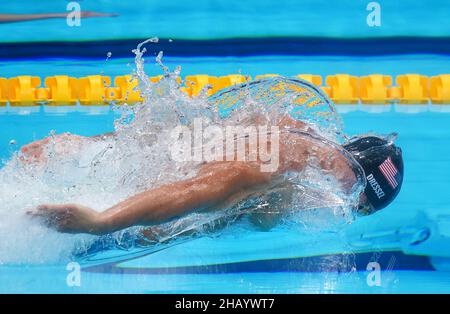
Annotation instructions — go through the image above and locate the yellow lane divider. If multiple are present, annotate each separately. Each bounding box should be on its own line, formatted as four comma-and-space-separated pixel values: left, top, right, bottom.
0, 77, 9, 106
325, 74, 359, 104
0, 74, 449, 106
44, 75, 79, 106
395, 74, 430, 104
360, 75, 392, 104
7, 76, 41, 106
214, 74, 248, 94
185, 75, 218, 97
296, 74, 322, 87
431, 74, 450, 104
78, 75, 110, 106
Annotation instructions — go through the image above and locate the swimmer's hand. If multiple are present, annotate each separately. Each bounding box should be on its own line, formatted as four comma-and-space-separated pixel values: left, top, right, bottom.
27, 204, 104, 235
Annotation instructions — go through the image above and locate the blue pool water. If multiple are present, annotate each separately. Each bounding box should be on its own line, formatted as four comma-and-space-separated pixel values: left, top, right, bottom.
1, 0, 450, 294
1, 0, 450, 41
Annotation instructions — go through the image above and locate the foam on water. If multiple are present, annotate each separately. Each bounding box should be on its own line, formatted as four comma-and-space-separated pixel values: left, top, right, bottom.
0, 39, 364, 264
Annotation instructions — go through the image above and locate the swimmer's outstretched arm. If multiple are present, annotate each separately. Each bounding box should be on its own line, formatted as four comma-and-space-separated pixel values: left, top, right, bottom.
30, 162, 272, 235
0, 12, 117, 23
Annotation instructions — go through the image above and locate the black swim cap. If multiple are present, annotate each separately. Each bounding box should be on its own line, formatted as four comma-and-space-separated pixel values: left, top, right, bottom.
343, 135, 404, 213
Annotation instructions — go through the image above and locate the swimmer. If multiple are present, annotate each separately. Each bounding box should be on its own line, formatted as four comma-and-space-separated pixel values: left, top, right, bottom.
0, 11, 117, 24
27, 115, 404, 235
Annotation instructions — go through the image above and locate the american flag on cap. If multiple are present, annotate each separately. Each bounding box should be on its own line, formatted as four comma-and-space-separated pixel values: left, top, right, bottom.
379, 157, 401, 189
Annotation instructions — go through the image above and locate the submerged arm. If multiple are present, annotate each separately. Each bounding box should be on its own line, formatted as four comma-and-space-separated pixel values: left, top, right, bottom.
0, 12, 117, 23
0, 13, 68, 23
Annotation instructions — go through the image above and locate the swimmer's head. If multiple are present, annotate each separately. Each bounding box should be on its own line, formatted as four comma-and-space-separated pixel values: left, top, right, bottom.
343, 134, 404, 215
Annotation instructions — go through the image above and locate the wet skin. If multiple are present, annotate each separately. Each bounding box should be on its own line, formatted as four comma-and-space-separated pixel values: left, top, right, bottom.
0, 12, 118, 23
